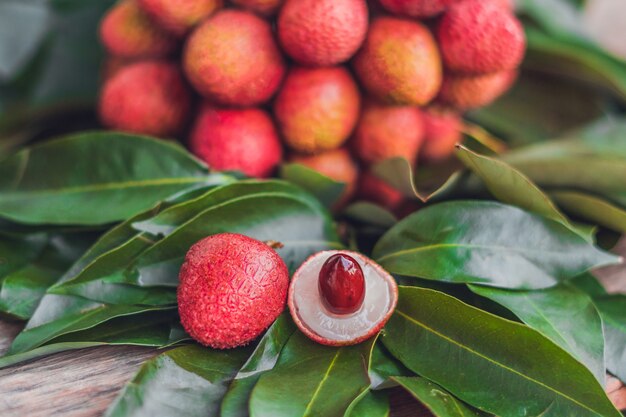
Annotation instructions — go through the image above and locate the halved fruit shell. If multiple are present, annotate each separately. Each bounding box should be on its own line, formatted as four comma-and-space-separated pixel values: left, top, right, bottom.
288, 250, 398, 346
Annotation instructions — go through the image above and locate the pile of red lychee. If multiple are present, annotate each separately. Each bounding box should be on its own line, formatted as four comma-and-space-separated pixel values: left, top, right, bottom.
99, 0, 526, 211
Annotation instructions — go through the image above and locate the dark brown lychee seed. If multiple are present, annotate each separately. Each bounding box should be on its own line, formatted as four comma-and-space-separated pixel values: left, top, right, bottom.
318, 254, 365, 315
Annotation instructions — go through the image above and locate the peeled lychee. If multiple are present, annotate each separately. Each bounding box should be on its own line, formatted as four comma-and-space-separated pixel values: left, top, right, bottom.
438, 70, 518, 110
189, 104, 283, 178
274, 67, 361, 154
99, 61, 192, 137
288, 250, 397, 346
278, 0, 368, 66
100, 0, 177, 59
353, 17, 442, 106
230, 0, 284, 16
378, 0, 461, 17
420, 106, 463, 162
353, 102, 424, 165
138, 0, 222, 37
290, 148, 359, 207
357, 171, 405, 211
178, 233, 289, 349
437, 0, 525, 73
183, 9, 286, 106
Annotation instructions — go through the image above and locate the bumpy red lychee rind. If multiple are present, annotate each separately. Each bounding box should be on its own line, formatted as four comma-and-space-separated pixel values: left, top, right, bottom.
378, 0, 461, 17
437, 0, 525, 73
274, 67, 361, 154
353, 102, 424, 165
357, 171, 405, 210
99, 61, 192, 137
288, 250, 398, 347
100, 0, 177, 59
420, 106, 463, 162
178, 233, 289, 349
190, 105, 283, 178
183, 9, 286, 106
278, 0, 368, 66
138, 0, 222, 37
438, 70, 518, 110
353, 17, 442, 106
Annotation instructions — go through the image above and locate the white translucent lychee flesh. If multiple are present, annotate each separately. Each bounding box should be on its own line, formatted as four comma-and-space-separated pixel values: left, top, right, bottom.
289, 250, 398, 345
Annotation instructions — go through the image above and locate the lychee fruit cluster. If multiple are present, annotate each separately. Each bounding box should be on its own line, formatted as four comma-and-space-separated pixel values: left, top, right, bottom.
98, 0, 525, 211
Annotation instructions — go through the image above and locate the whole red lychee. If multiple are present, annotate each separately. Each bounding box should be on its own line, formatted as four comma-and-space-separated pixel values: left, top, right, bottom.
357, 171, 405, 211
138, 0, 222, 37
178, 233, 289, 349
183, 9, 286, 106
231, 0, 284, 16
274, 67, 361, 154
378, 0, 461, 17
420, 106, 463, 162
353, 102, 424, 165
278, 0, 368, 66
99, 61, 192, 137
100, 0, 177, 59
438, 70, 518, 110
437, 0, 525, 73
189, 104, 283, 178
353, 17, 442, 106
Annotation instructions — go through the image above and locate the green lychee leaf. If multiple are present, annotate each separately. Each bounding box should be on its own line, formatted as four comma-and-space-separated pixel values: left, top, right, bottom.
280, 163, 346, 210
249, 332, 376, 417
105, 345, 252, 417
551, 191, 626, 234
0, 132, 233, 225
382, 287, 622, 417
345, 390, 389, 417
594, 295, 626, 383
373, 201, 619, 289
469, 283, 605, 384
343, 202, 398, 229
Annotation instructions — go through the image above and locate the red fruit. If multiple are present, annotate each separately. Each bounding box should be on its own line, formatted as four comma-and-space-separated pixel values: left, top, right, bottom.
190, 105, 283, 178
101, 56, 134, 82
357, 171, 405, 210
437, 0, 525, 73
138, 0, 222, 37
278, 0, 368, 66
99, 61, 192, 137
420, 106, 463, 162
183, 10, 286, 106
288, 250, 398, 346
353, 17, 442, 105
178, 233, 289, 349
231, 0, 284, 16
353, 102, 424, 165
378, 0, 461, 17
274, 67, 361, 154
99, 0, 177, 59
438, 70, 518, 110
319, 254, 365, 315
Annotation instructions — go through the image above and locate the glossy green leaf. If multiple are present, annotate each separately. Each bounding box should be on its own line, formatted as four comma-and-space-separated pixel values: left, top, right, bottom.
343, 202, 397, 228
369, 343, 412, 390
346, 391, 389, 417
594, 295, 626, 382
249, 332, 375, 417
280, 163, 345, 209
382, 287, 621, 417
0, 132, 228, 225
393, 377, 488, 417
0, 232, 47, 277
551, 191, 626, 234
373, 201, 618, 289
469, 283, 605, 384
569, 273, 608, 298
105, 345, 251, 417
221, 314, 296, 417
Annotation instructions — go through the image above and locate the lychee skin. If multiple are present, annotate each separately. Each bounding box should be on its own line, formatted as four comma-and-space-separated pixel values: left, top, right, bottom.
437, 0, 525, 73
100, 0, 177, 59
138, 0, 222, 37
178, 233, 289, 349
231, 0, 284, 16
183, 10, 286, 106
357, 171, 405, 211
353, 17, 442, 106
278, 0, 368, 66
190, 105, 283, 178
274, 67, 361, 154
99, 61, 192, 137
438, 70, 518, 110
353, 102, 424, 165
420, 106, 463, 162
378, 0, 461, 17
